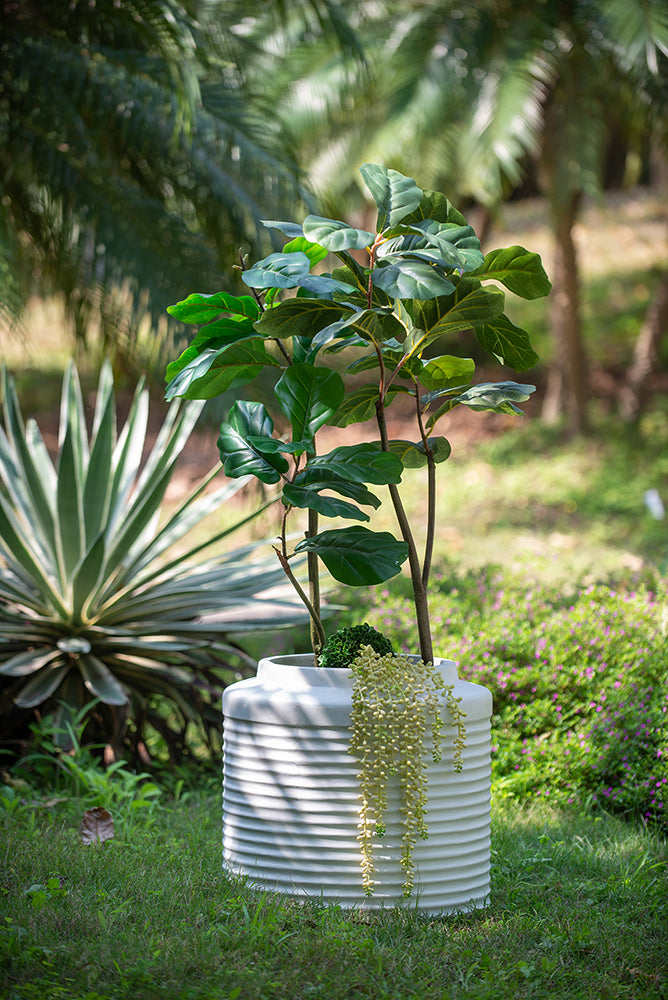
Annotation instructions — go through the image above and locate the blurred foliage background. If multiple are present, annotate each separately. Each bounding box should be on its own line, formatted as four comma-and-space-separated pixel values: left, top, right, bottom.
1, 0, 666, 431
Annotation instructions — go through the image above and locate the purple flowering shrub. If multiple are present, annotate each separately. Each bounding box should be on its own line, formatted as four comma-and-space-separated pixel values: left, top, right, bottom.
344, 565, 668, 829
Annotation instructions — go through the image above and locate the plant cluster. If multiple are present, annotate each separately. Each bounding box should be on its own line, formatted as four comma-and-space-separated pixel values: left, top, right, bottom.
165, 163, 550, 664
0, 362, 305, 761
348, 646, 463, 896
4, 703, 163, 828
342, 566, 668, 830
319, 623, 393, 669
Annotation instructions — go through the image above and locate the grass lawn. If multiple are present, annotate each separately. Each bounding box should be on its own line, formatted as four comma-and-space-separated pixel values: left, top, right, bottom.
1, 789, 666, 1000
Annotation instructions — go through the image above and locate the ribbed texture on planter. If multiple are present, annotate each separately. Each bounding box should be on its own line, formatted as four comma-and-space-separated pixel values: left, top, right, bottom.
222, 654, 492, 914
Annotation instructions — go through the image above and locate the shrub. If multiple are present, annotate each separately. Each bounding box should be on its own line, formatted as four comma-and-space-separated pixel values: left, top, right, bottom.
338, 566, 668, 829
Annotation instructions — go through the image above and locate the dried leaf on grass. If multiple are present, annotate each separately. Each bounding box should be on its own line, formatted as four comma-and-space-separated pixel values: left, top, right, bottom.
80, 807, 114, 845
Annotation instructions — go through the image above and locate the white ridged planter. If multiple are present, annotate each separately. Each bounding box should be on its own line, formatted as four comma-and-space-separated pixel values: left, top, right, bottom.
222, 654, 493, 914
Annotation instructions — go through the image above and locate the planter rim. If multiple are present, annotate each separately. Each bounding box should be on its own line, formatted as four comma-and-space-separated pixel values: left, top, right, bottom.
256, 653, 459, 688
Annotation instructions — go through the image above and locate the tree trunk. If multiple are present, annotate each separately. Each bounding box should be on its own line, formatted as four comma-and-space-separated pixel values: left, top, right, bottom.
541, 192, 588, 432
618, 270, 668, 421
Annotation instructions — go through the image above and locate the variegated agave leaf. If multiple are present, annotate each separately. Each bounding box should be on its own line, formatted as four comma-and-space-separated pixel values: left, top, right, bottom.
0, 362, 303, 755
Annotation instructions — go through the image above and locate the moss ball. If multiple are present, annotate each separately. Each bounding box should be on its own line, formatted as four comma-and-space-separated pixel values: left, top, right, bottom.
319, 624, 394, 670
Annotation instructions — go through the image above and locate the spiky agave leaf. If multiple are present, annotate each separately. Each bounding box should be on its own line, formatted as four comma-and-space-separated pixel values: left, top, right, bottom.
0, 362, 303, 757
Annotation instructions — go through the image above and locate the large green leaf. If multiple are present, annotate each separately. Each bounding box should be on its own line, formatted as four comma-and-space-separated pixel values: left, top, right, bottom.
420, 355, 476, 390
59, 363, 89, 473
217, 401, 289, 484
282, 484, 370, 522
173, 315, 259, 357
302, 216, 375, 251
372, 259, 456, 300
79, 654, 128, 705
455, 381, 536, 414
327, 385, 405, 427
261, 220, 305, 239
388, 437, 452, 469
13, 663, 71, 709
408, 284, 506, 349
165, 340, 280, 401
106, 382, 149, 532
290, 478, 381, 508
471, 246, 552, 299
167, 291, 261, 324
254, 298, 354, 341
300, 273, 359, 297
72, 534, 106, 621
403, 190, 467, 227
282, 237, 329, 267
0, 648, 61, 677
475, 315, 540, 370
275, 364, 345, 441
242, 251, 311, 289
83, 387, 114, 543
244, 437, 314, 456
339, 308, 406, 343
400, 220, 484, 271
304, 443, 403, 485
283, 476, 382, 522
295, 526, 408, 586
90, 361, 114, 440
360, 163, 423, 231
243, 251, 355, 296
0, 495, 67, 613
0, 372, 58, 561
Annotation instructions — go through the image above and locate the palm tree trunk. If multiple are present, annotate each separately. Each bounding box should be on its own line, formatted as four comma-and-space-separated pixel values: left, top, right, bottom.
541, 192, 588, 433
619, 270, 668, 421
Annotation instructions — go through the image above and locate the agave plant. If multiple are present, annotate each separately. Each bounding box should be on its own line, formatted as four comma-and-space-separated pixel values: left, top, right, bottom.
0, 362, 302, 761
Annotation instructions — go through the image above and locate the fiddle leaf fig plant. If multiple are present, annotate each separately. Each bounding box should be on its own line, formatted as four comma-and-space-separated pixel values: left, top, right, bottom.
166, 163, 550, 664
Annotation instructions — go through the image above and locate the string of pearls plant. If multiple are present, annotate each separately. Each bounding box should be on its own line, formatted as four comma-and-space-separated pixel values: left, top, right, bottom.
348, 644, 468, 897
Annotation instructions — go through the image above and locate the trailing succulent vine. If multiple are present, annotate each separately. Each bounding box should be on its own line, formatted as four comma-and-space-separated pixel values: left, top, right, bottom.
334, 628, 468, 896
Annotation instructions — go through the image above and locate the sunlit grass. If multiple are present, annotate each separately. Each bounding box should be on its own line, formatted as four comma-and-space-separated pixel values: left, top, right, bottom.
1, 788, 666, 1000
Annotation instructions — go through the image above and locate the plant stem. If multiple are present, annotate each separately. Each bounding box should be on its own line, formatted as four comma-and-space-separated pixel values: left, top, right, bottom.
375, 399, 433, 664
368, 241, 433, 661
414, 387, 436, 590
307, 507, 323, 664
422, 452, 436, 591
276, 505, 326, 665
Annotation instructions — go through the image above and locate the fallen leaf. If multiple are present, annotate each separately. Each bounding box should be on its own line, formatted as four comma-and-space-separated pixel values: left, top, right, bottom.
80, 807, 114, 845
